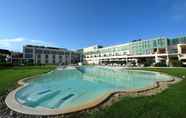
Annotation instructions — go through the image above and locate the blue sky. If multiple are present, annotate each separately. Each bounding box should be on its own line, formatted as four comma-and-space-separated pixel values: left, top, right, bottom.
0, 0, 186, 51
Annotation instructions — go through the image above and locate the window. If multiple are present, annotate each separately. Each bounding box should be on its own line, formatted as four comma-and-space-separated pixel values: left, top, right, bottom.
53, 55, 56, 64
44, 50, 50, 54
59, 55, 63, 62
153, 40, 157, 47
35, 49, 42, 54
25, 54, 33, 58
171, 39, 179, 45
45, 59, 48, 64
59, 51, 64, 55
50, 51, 55, 54
45, 55, 48, 58
24, 48, 33, 53
37, 54, 41, 59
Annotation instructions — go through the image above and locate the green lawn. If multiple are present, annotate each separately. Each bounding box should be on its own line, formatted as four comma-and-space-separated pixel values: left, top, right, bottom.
0, 65, 56, 95
88, 68, 186, 118
1, 67, 186, 118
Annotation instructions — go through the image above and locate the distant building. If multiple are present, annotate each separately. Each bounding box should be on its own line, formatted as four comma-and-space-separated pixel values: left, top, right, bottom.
83, 36, 186, 66
23, 45, 80, 65
0, 49, 24, 65
11, 52, 23, 65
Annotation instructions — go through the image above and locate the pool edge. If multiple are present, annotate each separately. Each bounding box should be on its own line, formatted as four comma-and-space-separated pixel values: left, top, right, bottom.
5, 68, 183, 116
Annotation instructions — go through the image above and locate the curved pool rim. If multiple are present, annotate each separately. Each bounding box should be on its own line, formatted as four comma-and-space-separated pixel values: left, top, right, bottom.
5, 67, 179, 115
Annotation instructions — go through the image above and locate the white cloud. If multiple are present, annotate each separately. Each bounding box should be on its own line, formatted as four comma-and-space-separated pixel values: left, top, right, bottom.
0, 37, 57, 52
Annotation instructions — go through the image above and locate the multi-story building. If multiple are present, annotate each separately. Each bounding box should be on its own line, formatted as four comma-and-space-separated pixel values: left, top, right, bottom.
83, 36, 186, 66
23, 45, 81, 65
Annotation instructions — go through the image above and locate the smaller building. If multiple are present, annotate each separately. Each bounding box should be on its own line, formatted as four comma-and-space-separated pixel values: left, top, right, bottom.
23, 45, 80, 65
11, 52, 23, 65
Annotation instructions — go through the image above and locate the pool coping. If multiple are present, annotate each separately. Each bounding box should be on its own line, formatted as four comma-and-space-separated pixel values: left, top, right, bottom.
5, 67, 182, 116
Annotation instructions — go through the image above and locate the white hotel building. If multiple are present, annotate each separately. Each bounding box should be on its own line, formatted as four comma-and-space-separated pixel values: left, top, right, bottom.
23, 45, 80, 65
83, 36, 186, 66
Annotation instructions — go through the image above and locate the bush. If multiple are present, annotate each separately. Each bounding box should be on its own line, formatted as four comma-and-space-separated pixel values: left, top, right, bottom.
0, 63, 13, 69
170, 60, 183, 67
154, 62, 167, 67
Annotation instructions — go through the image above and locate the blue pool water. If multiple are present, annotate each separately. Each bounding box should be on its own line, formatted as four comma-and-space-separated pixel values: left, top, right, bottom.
15, 66, 171, 109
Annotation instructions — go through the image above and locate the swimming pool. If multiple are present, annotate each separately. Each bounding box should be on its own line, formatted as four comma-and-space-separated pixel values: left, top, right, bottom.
6, 66, 173, 115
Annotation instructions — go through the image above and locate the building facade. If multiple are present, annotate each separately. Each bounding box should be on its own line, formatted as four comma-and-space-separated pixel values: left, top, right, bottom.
23, 45, 80, 65
83, 36, 186, 66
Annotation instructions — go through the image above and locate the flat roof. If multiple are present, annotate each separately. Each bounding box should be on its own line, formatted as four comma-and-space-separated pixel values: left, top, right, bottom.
24, 45, 68, 51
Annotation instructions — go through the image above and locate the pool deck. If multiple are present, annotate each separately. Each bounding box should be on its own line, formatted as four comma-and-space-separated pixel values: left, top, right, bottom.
5, 67, 182, 116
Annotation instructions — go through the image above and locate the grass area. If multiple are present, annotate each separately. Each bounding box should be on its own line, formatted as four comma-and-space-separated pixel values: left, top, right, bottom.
89, 68, 186, 118
1, 66, 186, 118
0, 65, 56, 95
